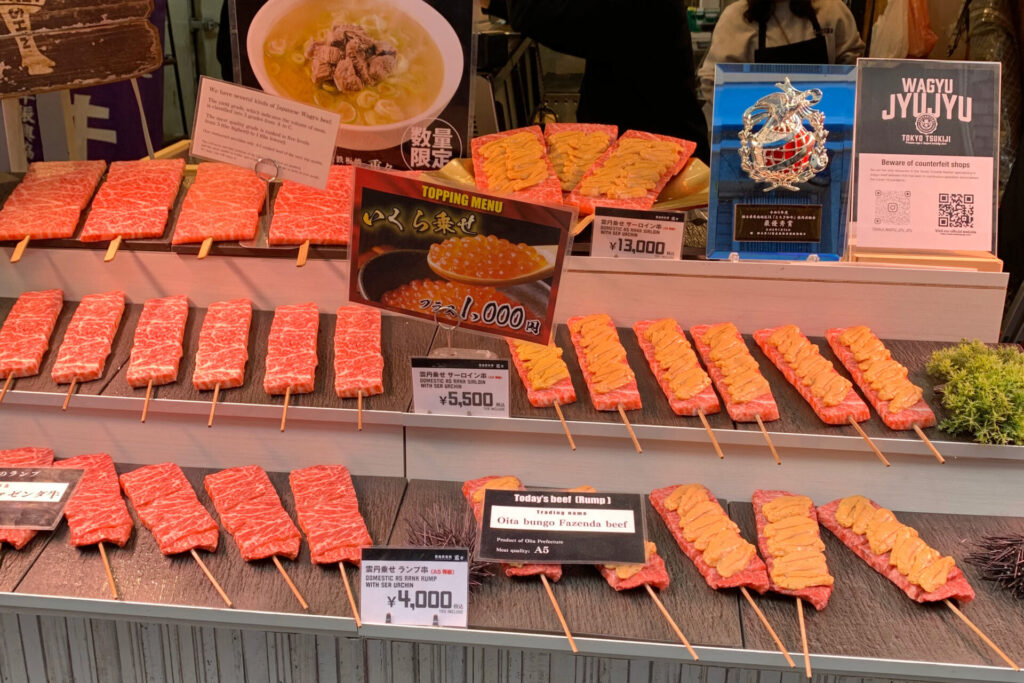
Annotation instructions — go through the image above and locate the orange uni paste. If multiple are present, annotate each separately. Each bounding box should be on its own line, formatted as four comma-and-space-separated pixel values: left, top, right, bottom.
547, 129, 613, 191
702, 323, 769, 403
838, 326, 923, 413
664, 484, 756, 578
579, 137, 681, 200
478, 132, 549, 192
761, 494, 833, 590
767, 325, 851, 407
643, 318, 710, 400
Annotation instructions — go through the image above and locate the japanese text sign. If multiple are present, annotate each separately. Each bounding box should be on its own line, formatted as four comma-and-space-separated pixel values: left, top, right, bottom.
360, 547, 469, 628
411, 357, 509, 417
0, 466, 84, 530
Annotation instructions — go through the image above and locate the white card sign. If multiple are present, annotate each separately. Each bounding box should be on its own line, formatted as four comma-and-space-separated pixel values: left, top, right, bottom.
591, 207, 685, 260
191, 76, 340, 189
360, 547, 469, 628
411, 358, 509, 417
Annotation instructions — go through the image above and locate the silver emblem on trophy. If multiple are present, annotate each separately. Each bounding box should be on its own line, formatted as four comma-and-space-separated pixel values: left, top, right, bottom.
739, 77, 829, 192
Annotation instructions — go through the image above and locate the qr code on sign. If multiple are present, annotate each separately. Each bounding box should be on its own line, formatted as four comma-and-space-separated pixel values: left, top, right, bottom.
938, 193, 974, 228
874, 190, 911, 226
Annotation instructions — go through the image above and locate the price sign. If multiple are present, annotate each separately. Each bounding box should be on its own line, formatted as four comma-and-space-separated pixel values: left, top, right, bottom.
411, 358, 509, 417
591, 207, 685, 260
0, 467, 84, 530
360, 547, 469, 628
477, 489, 648, 565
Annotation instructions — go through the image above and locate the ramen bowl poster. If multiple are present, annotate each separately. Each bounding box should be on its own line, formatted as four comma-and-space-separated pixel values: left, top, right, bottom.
230, 0, 472, 170
349, 168, 576, 344
706, 64, 856, 261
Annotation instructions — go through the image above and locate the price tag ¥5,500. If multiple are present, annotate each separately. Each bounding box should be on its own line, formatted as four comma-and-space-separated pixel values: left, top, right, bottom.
411, 358, 509, 417
360, 547, 469, 628
591, 207, 685, 260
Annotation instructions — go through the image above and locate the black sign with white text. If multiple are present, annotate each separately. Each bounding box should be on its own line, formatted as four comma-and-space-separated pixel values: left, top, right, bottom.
0, 467, 84, 530
477, 489, 647, 565
734, 204, 822, 242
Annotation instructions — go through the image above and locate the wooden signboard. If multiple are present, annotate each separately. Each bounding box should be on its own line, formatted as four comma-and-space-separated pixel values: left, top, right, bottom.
0, 0, 162, 96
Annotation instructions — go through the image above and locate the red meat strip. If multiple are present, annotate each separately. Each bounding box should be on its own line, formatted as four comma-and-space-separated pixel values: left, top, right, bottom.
0, 161, 105, 240
690, 323, 779, 423
204, 465, 301, 561
471, 126, 564, 205
0, 289, 63, 378
753, 326, 870, 425
80, 159, 184, 241
59, 453, 133, 547
193, 299, 253, 391
171, 162, 266, 244
505, 338, 576, 408
462, 475, 562, 581
597, 549, 671, 591
566, 314, 642, 411
264, 302, 319, 395
119, 462, 219, 555
289, 464, 371, 565
0, 447, 55, 549
752, 489, 833, 610
333, 305, 383, 398
633, 319, 720, 417
126, 295, 189, 388
818, 498, 974, 603
269, 165, 354, 245
50, 291, 126, 384
650, 484, 770, 592
825, 328, 936, 430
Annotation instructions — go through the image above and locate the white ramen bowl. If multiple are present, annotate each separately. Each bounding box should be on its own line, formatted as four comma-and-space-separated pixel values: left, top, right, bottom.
247, 0, 463, 151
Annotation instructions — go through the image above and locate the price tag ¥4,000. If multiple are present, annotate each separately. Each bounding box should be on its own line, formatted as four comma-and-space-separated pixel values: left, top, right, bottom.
360, 548, 469, 628
591, 207, 685, 260
411, 358, 509, 418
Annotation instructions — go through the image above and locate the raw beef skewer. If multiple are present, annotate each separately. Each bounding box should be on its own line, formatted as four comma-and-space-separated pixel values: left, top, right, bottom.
205, 465, 307, 609
50, 291, 126, 410
0, 289, 63, 403
333, 305, 383, 431
79, 158, 186, 261
650, 484, 794, 668
192, 298, 253, 427
269, 165, 354, 266
753, 490, 835, 678
58, 453, 134, 599
171, 162, 267, 258
290, 464, 370, 624
819, 495, 1017, 670
634, 319, 723, 458
506, 337, 577, 449
754, 325, 888, 467
462, 476, 577, 652
125, 295, 189, 422
0, 161, 106, 262
566, 314, 643, 452
119, 462, 231, 606
691, 322, 782, 463
264, 303, 319, 432
826, 326, 943, 462
0, 447, 55, 551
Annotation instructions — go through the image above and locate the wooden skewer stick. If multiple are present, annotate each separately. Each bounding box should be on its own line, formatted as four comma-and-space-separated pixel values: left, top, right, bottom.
198, 237, 213, 259
539, 574, 576, 653
357, 390, 363, 431
697, 409, 724, 459
553, 399, 576, 451
339, 562, 362, 626
62, 378, 77, 411
191, 548, 232, 607
755, 414, 781, 465
740, 587, 794, 668
280, 387, 291, 432
207, 383, 220, 428
913, 423, 945, 464
10, 235, 29, 263
297, 240, 310, 268
617, 404, 642, 453
945, 599, 1020, 670
104, 235, 122, 263
98, 542, 118, 599
645, 583, 698, 661
141, 380, 153, 423
848, 416, 890, 467
0, 374, 13, 404
796, 597, 811, 679
273, 555, 309, 610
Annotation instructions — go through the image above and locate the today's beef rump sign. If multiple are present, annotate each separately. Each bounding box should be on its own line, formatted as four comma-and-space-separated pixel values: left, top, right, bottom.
229, 0, 472, 170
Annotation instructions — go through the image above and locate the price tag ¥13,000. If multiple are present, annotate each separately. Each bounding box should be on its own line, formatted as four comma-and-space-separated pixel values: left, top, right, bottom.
591, 207, 686, 260
360, 548, 469, 628
411, 358, 509, 418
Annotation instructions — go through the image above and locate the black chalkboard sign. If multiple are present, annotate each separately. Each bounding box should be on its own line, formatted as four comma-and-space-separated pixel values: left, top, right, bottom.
0, 466, 83, 530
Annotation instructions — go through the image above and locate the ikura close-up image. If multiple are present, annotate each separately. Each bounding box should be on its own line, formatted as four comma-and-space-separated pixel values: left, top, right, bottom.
1, 0, 1024, 682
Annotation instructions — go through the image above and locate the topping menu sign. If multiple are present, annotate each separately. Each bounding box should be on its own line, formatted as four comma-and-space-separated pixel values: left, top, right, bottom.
851, 59, 1000, 253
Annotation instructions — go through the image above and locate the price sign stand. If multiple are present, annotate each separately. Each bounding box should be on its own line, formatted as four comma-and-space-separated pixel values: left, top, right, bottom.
360, 547, 469, 628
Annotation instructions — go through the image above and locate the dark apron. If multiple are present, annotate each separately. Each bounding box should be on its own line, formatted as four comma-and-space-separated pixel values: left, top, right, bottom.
754, 12, 830, 64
